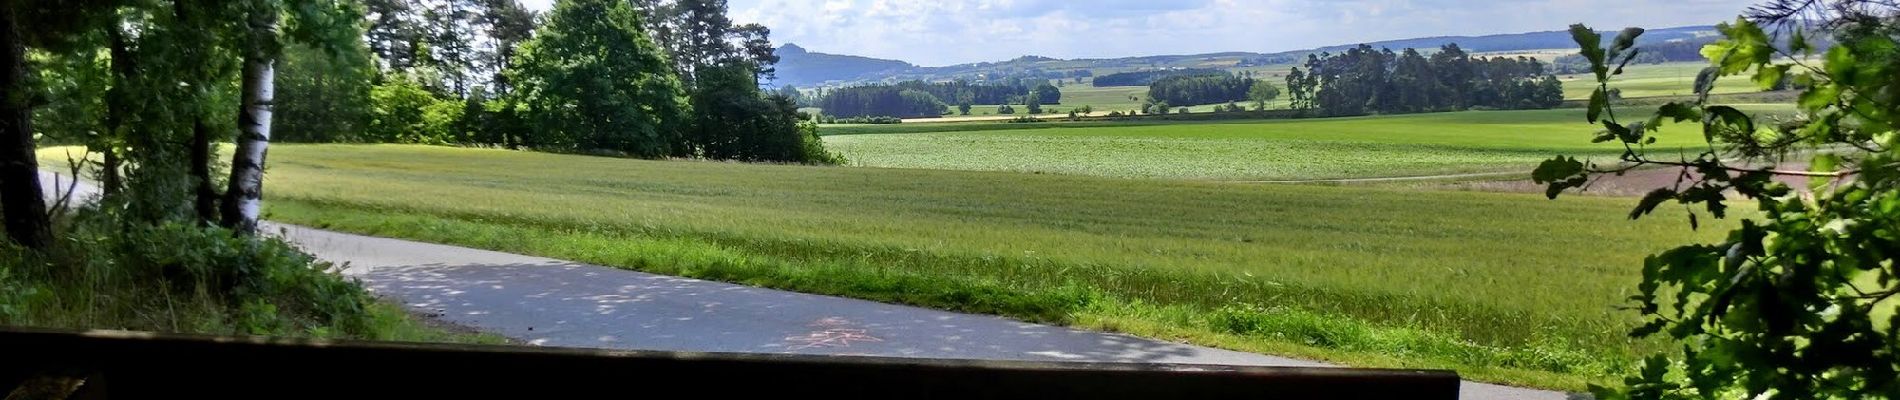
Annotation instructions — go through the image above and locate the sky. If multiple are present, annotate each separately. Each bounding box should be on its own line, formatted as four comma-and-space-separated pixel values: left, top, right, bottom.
520, 0, 1761, 67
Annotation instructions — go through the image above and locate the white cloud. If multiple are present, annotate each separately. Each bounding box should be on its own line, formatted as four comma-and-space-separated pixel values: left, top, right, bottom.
527, 0, 1761, 66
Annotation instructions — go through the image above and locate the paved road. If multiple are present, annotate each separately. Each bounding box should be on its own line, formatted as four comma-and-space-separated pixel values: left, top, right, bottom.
41, 171, 1568, 400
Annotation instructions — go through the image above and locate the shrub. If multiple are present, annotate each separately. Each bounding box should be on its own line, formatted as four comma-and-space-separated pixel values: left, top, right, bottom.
0, 207, 378, 336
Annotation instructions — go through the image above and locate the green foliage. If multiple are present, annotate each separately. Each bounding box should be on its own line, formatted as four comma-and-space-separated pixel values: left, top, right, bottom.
0, 205, 373, 336
1148, 73, 1252, 106
1550, 19, 1899, 400
368, 74, 456, 144
692, 64, 840, 163
250, 143, 1737, 389
25, 48, 108, 145
1248, 81, 1281, 111
1289, 43, 1561, 116
276, 43, 373, 143
508, 0, 688, 158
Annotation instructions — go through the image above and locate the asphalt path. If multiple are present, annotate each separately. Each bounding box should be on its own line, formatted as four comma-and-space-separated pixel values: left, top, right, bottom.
40, 171, 1567, 400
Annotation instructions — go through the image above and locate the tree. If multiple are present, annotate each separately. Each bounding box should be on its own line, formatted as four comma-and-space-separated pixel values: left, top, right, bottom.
692, 63, 831, 163
0, 0, 128, 248
364, 0, 424, 71
277, 42, 374, 143
0, 3, 50, 248
1033, 82, 1060, 104
509, 0, 688, 158
220, 0, 283, 234
1025, 92, 1042, 114
814, 85, 944, 118
421, 0, 480, 96
1247, 81, 1280, 111
480, 0, 537, 95
957, 101, 972, 115
1147, 73, 1252, 106
1541, 15, 1899, 400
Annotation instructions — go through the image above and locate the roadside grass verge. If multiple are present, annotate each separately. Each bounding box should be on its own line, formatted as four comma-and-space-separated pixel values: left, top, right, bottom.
0, 201, 506, 346
245, 144, 1736, 390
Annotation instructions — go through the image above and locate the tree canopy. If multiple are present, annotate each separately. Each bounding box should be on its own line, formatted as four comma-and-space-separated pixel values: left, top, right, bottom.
1541, 6, 1899, 399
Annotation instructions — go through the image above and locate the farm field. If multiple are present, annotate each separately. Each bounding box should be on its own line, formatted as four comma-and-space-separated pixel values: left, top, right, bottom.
1557, 61, 1763, 100
946, 83, 1289, 118
823, 105, 1792, 181
229, 144, 1731, 389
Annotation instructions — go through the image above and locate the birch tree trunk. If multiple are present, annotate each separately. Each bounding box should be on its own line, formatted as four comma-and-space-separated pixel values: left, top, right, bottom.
220, 7, 278, 235
0, 4, 50, 249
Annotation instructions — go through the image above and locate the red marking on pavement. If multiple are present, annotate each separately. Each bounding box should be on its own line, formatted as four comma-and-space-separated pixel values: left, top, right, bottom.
786, 318, 882, 350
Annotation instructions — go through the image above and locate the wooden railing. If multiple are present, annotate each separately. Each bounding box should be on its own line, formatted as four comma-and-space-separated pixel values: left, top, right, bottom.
0, 327, 1460, 399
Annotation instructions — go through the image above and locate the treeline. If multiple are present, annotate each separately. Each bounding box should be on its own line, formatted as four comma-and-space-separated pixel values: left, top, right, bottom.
893, 80, 1033, 105
1285, 44, 1564, 116
1147, 74, 1254, 106
271, 0, 833, 163
1551, 39, 1707, 74
816, 86, 948, 118
1093, 68, 1226, 87
817, 79, 1063, 118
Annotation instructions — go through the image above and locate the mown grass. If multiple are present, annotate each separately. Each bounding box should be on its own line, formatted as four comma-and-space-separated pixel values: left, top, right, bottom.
251, 144, 1735, 390
823, 107, 1791, 180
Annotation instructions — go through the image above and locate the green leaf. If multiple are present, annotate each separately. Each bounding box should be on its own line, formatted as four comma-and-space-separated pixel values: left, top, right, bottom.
1753, 64, 1789, 91
1533, 156, 1590, 199
1608, 27, 1645, 64
1649, 102, 1702, 128
1790, 28, 1811, 55
1588, 88, 1608, 123
1614, 48, 1641, 76
1693, 66, 1722, 102
1631, 188, 1676, 220
1570, 24, 1608, 80
1810, 153, 1840, 190
1704, 105, 1755, 142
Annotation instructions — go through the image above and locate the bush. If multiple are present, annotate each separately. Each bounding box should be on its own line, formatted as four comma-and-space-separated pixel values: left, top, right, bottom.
0, 206, 379, 337
368, 77, 451, 144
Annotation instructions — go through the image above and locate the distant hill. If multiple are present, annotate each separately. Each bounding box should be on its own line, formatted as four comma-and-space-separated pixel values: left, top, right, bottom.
1315, 25, 1716, 54
769, 25, 1718, 87
771, 44, 914, 87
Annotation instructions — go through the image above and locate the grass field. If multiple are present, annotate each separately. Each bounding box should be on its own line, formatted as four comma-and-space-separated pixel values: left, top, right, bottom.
945, 84, 1288, 118
823, 106, 1791, 181
1558, 61, 1764, 100
226, 144, 1736, 390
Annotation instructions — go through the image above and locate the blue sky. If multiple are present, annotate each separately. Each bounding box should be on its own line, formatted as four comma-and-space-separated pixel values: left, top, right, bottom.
522, 0, 1760, 67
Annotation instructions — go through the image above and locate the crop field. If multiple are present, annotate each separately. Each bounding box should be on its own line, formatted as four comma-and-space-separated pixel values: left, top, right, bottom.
823, 106, 1791, 181
219, 144, 1735, 390
1558, 61, 1765, 100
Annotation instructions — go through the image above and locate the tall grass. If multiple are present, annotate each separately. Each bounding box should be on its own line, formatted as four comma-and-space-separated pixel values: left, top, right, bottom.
0, 204, 506, 345
244, 144, 1733, 389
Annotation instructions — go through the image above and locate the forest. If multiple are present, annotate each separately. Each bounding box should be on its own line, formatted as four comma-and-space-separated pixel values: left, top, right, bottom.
1146, 73, 1254, 106
1285, 44, 1565, 116
815, 79, 1062, 118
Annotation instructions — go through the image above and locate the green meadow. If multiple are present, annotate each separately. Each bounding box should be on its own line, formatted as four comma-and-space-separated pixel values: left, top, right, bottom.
217, 144, 1738, 390
1558, 61, 1765, 100
825, 106, 1790, 180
